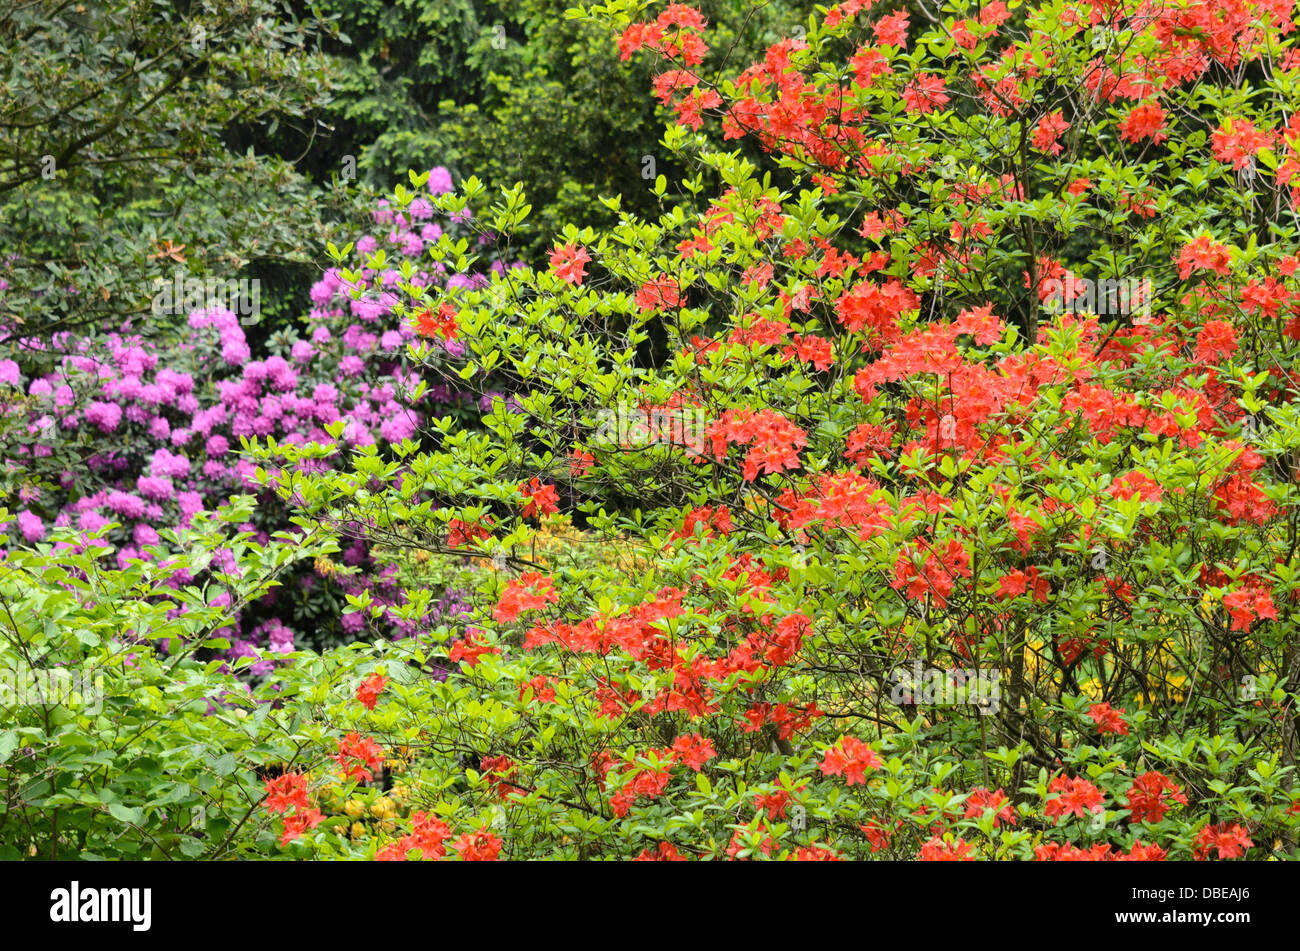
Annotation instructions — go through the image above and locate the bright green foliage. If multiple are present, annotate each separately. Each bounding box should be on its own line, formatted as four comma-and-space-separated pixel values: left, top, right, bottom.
0, 500, 336, 859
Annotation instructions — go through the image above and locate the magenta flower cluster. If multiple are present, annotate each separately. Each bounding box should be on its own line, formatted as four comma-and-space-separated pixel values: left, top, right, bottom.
2, 167, 483, 670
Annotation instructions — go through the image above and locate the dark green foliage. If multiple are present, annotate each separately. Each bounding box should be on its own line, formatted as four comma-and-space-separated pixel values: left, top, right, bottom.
0, 0, 355, 350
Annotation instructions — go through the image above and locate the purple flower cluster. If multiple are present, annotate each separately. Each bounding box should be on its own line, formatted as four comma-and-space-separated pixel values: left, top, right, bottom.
227, 619, 297, 677
3, 172, 502, 672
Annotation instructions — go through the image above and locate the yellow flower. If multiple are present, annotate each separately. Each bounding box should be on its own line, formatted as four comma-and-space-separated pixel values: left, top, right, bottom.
344, 799, 365, 819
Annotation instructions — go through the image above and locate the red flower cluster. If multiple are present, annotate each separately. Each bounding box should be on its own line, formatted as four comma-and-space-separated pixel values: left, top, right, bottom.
671, 733, 717, 771
264, 772, 310, 814
1194, 319, 1239, 365
726, 829, 777, 860
995, 566, 1050, 602
1125, 771, 1188, 824
264, 771, 326, 847
668, 504, 732, 542
891, 539, 972, 607
783, 471, 892, 541
517, 674, 557, 703
414, 301, 458, 340
610, 765, 672, 818
903, 73, 950, 115
479, 754, 519, 800
818, 735, 883, 785
1177, 235, 1233, 280
1212, 118, 1273, 170
783, 334, 835, 370
493, 572, 560, 624
617, 3, 709, 67
635, 274, 682, 311
452, 828, 504, 861
335, 732, 384, 783
601, 736, 718, 819
549, 242, 591, 285
1193, 823, 1253, 860
449, 630, 500, 667
1109, 470, 1163, 503
919, 835, 975, 861
1087, 701, 1128, 735
1033, 110, 1070, 155
375, 811, 453, 861
355, 672, 389, 710
1119, 101, 1168, 143
707, 408, 808, 481
1222, 584, 1277, 632
742, 701, 821, 740
1043, 775, 1105, 823
836, 279, 920, 342
1213, 474, 1276, 525
1035, 841, 1167, 861
519, 478, 559, 519
964, 787, 1017, 827
635, 841, 688, 861
447, 517, 492, 548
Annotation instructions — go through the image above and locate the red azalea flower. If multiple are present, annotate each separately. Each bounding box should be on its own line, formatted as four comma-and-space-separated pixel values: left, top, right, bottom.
279, 807, 324, 847
519, 478, 560, 519
1043, 775, 1105, 823
964, 787, 1016, 827
1193, 823, 1253, 860
452, 829, 503, 861
355, 672, 389, 711
549, 243, 592, 285
818, 735, 882, 785
334, 732, 384, 783
919, 835, 974, 861
264, 772, 310, 814
1087, 701, 1129, 735
493, 572, 559, 623
415, 301, 458, 339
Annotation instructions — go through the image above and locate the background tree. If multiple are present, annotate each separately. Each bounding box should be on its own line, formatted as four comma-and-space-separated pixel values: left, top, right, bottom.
0, 0, 355, 351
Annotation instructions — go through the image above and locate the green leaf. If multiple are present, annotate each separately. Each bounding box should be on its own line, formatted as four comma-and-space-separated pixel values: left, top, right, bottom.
0, 730, 18, 765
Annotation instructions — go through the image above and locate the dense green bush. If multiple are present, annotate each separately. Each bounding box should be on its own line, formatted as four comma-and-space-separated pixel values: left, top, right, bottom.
0, 499, 337, 859
0, 0, 357, 347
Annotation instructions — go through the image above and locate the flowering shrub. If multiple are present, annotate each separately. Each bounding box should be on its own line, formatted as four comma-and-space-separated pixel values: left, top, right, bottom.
235, 0, 1300, 860
0, 170, 502, 662
11, 0, 1300, 864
